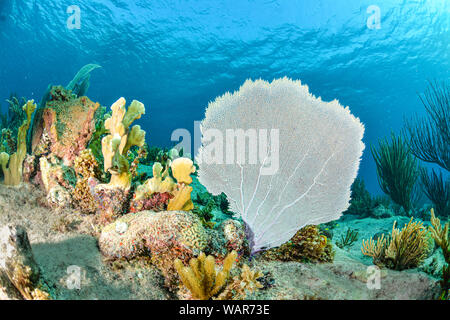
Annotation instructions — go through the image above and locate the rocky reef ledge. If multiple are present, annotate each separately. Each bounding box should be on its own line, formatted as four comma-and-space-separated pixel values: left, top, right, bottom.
0, 184, 440, 300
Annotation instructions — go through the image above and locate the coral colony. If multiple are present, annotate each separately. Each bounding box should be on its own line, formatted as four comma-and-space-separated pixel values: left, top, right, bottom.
0, 65, 449, 301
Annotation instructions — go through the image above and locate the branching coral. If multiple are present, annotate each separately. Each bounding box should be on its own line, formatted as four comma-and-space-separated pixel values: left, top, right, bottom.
362, 218, 431, 270
263, 225, 334, 263
371, 133, 419, 213
0, 100, 36, 186
174, 251, 237, 300
429, 208, 449, 299
101, 97, 146, 190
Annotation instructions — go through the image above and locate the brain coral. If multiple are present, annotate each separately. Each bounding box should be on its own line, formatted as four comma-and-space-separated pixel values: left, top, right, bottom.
99, 210, 209, 286
196, 78, 365, 254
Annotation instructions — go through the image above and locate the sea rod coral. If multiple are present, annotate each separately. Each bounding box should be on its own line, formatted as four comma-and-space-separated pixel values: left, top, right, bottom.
196, 78, 365, 254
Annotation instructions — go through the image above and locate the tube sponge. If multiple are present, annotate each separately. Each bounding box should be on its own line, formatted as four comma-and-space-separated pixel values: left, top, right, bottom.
101, 97, 146, 190
1, 100, 36, 186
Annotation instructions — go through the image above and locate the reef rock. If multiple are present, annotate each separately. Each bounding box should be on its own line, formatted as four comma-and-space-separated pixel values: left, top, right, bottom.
88, 178, 129, 225
250, 249, 440, 300
99, 210, 209, 287
0, 224, 46, 300
221, 219, 247, 254
32, 85, 99, 167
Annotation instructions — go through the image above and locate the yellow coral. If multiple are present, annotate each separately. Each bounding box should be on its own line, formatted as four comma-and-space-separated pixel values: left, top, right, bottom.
135, 157, 195, 211
167, 184, 194, 211
216, 264, 264, 300
1, 100, 36, 185
171, 157, 196, 184
174, 251, 237, 300
362, 218, 431, 270
101, 97, 146, 190
134, 162, 176, 200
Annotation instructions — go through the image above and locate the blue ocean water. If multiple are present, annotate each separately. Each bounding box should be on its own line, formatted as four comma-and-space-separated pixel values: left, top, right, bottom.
0, 0, 448, 195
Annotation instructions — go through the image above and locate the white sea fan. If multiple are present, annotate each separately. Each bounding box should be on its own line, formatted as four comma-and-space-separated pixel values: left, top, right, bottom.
196, 78, 365, 253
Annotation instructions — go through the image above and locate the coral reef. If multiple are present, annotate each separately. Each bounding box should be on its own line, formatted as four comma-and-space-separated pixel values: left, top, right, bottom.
86, 97, 146, 222
0, 224, 50, 300
216, 263, 264, 300
220, 219, 247, 254
196, 78, 365, 254
131, 157, 196, 213
72, 149, 99, 214
88, 177, 129, 224
0, 100, 36, 186
361, 218, 432, 270
99, 210, 210, 287
263, 225, 334, 263
32, 86, 100, 166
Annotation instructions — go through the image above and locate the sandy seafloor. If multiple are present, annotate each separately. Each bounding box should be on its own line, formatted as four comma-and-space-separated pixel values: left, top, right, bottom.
0, 182, 443, 300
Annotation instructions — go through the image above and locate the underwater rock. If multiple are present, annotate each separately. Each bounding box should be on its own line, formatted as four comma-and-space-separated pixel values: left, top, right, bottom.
46, 185, 72, 211
129, 192, 172, 213
0, 224, 49, 300
32, 87, 99, 167
88, 177, 129, 225
221, 219, 247, 254
72, 149, 100, 214
371, 205, 394, 219
22, 154, 37, 183
251, 249, 440, 300
99, 210, 209, 287
263, 225, 334, 263
38, 156, 74, 210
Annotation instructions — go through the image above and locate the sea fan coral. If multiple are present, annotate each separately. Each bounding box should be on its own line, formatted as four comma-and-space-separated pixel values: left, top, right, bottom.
196, 78, 365, 253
